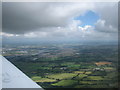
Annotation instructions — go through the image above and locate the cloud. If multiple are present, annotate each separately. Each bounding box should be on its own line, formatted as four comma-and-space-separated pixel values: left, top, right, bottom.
2, 2, 118, 42
94, 2, 118, 33
2, 2, 94, 34
95, 19, 117, 33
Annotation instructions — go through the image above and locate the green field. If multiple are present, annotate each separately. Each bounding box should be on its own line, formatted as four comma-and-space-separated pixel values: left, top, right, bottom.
52, 80, 78, 87
84, 76, 104, 80
32, 77, 56, 82
46, 73, 76, 80
74, 71, 85, 74
75, 74, 88, 79
31, 76, 42, 81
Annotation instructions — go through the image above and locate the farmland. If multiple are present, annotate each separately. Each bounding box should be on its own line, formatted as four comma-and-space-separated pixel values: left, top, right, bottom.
2, 43, 118, 88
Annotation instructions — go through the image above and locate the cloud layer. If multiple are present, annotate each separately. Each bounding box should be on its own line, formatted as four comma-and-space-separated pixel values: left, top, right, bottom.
2, 2, 118, 41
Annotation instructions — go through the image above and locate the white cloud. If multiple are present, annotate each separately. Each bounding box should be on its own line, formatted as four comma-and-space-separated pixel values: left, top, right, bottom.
1, 32, 15, 37
94, 2, 118, 33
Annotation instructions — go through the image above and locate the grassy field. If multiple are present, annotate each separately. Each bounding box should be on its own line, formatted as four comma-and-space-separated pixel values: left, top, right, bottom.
46, 73, 76, 80
85, 71, 92, 74
31, 76, 42, 81
75, 84, 108, 88
84, 76, 104, 80
80, 81, 96, 84
74, 71, 85, 74
104, 67, 114, 70
52, 80, 77, 87
75, 74, 88, 79
32, 77, 56, 82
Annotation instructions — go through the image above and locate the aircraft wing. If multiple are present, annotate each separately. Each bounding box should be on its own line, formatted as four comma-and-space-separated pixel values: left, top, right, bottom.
1, 55, 43, 89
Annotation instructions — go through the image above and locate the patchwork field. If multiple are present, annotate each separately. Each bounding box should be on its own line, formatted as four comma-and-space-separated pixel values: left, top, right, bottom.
4, 44, 118, 88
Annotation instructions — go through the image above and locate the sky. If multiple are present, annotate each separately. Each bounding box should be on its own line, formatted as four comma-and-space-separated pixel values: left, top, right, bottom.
1, 2, 118, 43
74, 11, 100, 27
